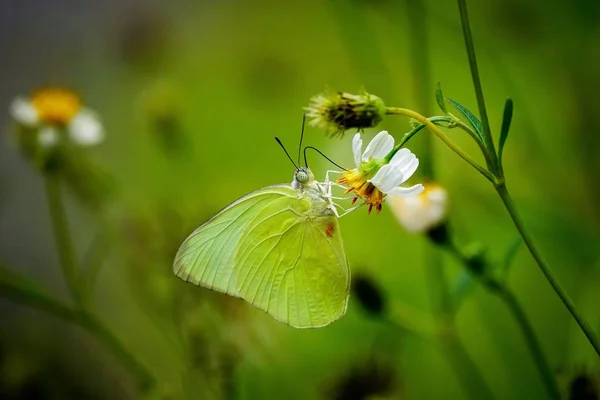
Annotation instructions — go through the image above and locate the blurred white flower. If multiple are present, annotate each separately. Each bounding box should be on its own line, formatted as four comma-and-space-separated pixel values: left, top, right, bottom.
388, 182, 448, 233
10, 88, 104, 147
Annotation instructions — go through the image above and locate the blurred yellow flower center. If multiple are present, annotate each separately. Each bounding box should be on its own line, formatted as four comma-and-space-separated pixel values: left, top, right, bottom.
337, 168, 384, 214
31, 88, 81, 125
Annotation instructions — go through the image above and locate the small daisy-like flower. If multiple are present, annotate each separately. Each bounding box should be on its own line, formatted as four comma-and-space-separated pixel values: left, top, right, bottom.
337, 131, 424, 213
388, 182, 448, 233
10, 88, 103, 148
305, 90, 386, 138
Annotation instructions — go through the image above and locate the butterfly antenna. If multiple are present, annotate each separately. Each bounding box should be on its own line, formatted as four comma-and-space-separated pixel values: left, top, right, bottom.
304, 146, 347, 171
275, 137, 298, 169
297, 114, 306, 166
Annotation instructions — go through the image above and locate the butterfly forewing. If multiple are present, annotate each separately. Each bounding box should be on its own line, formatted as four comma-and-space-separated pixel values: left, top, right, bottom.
173, 183, 350, 328
173, 185, 296, 296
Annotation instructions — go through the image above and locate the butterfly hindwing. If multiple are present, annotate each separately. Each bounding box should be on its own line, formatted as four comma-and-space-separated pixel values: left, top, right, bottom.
234, 196, 349, 328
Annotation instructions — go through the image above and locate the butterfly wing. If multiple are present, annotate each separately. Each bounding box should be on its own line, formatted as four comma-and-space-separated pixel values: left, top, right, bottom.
174, 185, 296, 297
174, 185, 350, 328
234, 198, 349, 328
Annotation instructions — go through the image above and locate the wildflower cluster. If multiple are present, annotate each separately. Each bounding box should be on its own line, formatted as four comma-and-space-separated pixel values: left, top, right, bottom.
11, 88, 103, 150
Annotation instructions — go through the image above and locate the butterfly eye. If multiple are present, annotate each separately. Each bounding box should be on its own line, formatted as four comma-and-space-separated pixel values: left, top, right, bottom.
296, 171, 309, 183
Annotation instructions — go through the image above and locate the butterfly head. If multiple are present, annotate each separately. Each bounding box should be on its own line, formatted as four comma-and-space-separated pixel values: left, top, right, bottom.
292, 167, 315, 189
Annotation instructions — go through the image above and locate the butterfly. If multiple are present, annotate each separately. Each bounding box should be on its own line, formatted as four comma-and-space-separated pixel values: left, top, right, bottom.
173, 137, 351, 328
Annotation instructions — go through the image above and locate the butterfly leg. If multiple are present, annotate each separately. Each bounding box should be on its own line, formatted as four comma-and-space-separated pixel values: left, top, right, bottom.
330, 201, 363, 218
324, 170, 345, 197
335, 204, 362, 218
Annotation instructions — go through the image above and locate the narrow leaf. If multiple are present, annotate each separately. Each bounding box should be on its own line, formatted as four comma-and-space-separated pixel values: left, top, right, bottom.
435, 82, 448, 113
446, 97, 485, 144
500, 236, 522, 276
451, 270, 476, 308
498, 99, 514, 165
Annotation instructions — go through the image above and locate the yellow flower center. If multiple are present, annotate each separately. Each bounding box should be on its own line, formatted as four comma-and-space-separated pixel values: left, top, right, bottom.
337, 168, 385, 214
31, 88, 81, 125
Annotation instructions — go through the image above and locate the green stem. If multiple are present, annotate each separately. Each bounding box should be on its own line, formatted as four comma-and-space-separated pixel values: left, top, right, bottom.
444, 239, 561, 397
44, 174, 81, 305
424, 246, 496, 400
494, 286, 561, 399
393, 116, 453, 153
495, 183, 600, 357
456, 0, 499, 173
0, 272, 155, 391
402, 5, 495, 396
441, 332, 497, 400
386, 107, 495, 183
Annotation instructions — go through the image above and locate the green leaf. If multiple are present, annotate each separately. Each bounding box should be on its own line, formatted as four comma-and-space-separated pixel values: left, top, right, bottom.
498, 99, 514, 165
435, 82, 448, 114
446, 97, 485, 144
451, 270, 476, 308
499, 236, 522, 276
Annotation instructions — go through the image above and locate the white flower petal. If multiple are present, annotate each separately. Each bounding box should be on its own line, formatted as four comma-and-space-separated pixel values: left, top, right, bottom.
38, 127, 59, 147
398, 156, 419, 181
368, 163, 395, 190
68, 109, 104, 146
361, 130, 394, 161
387, 183, 424, 197
352, 133, 363, 167
10, 97, 39, 126
389, 148, 411, 165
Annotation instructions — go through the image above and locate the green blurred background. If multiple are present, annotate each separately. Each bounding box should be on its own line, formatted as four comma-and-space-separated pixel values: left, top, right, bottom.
1, 0, 599, 398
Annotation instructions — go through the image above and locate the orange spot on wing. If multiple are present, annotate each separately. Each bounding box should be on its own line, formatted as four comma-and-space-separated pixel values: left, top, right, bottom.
325, 222, 335, 238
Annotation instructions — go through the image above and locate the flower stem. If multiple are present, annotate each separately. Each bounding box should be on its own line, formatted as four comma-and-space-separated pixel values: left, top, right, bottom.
493, 285, 561, 399
0, 267, 155, 391
403, 6, 495, 395
443, 236, 561, 397
441, 331, 497, 400
456, 0, 499, 173
44, 174, 81, 305
496, 183, 600, 357
386, 107, 496, 183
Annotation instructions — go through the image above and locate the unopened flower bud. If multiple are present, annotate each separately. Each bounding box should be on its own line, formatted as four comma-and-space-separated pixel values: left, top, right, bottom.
305, 90, 386, 137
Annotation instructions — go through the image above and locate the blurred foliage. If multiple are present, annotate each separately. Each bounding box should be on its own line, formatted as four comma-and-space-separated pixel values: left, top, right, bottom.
1, 0, 600, 399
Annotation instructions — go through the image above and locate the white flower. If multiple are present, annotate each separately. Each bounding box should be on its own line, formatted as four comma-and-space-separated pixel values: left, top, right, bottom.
11, 97, 39, 126
68, 109, 104, 146
338, 131, 424, 213
388, 183, 448, 233
10, 88, 104, 148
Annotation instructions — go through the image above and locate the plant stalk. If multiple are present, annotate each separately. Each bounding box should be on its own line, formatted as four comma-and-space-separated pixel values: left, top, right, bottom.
0, 273, 155, 390
493, 286, 561, 399
404, 2, 496, 397
44, 174, 81, 305
456, 0, 499, 173
495, 183, 600, 356
386, 107, 495, 183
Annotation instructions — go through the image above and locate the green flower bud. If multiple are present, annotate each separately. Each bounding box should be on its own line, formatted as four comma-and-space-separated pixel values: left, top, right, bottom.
305, 90, 386, 138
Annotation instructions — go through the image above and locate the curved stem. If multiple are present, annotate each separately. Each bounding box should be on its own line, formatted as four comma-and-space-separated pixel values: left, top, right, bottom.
496, 183, 600, 357
441, 332, 497, 400
443, 238, 561, 397
0, 272, 155, 391
402, 3, 496, 396
454, 120, 494, 168
456, 0, 500, 173
393, 116, 452, 153
494, 286, 561, 399
45, 174, 81, 305
386, 107, 496, 183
